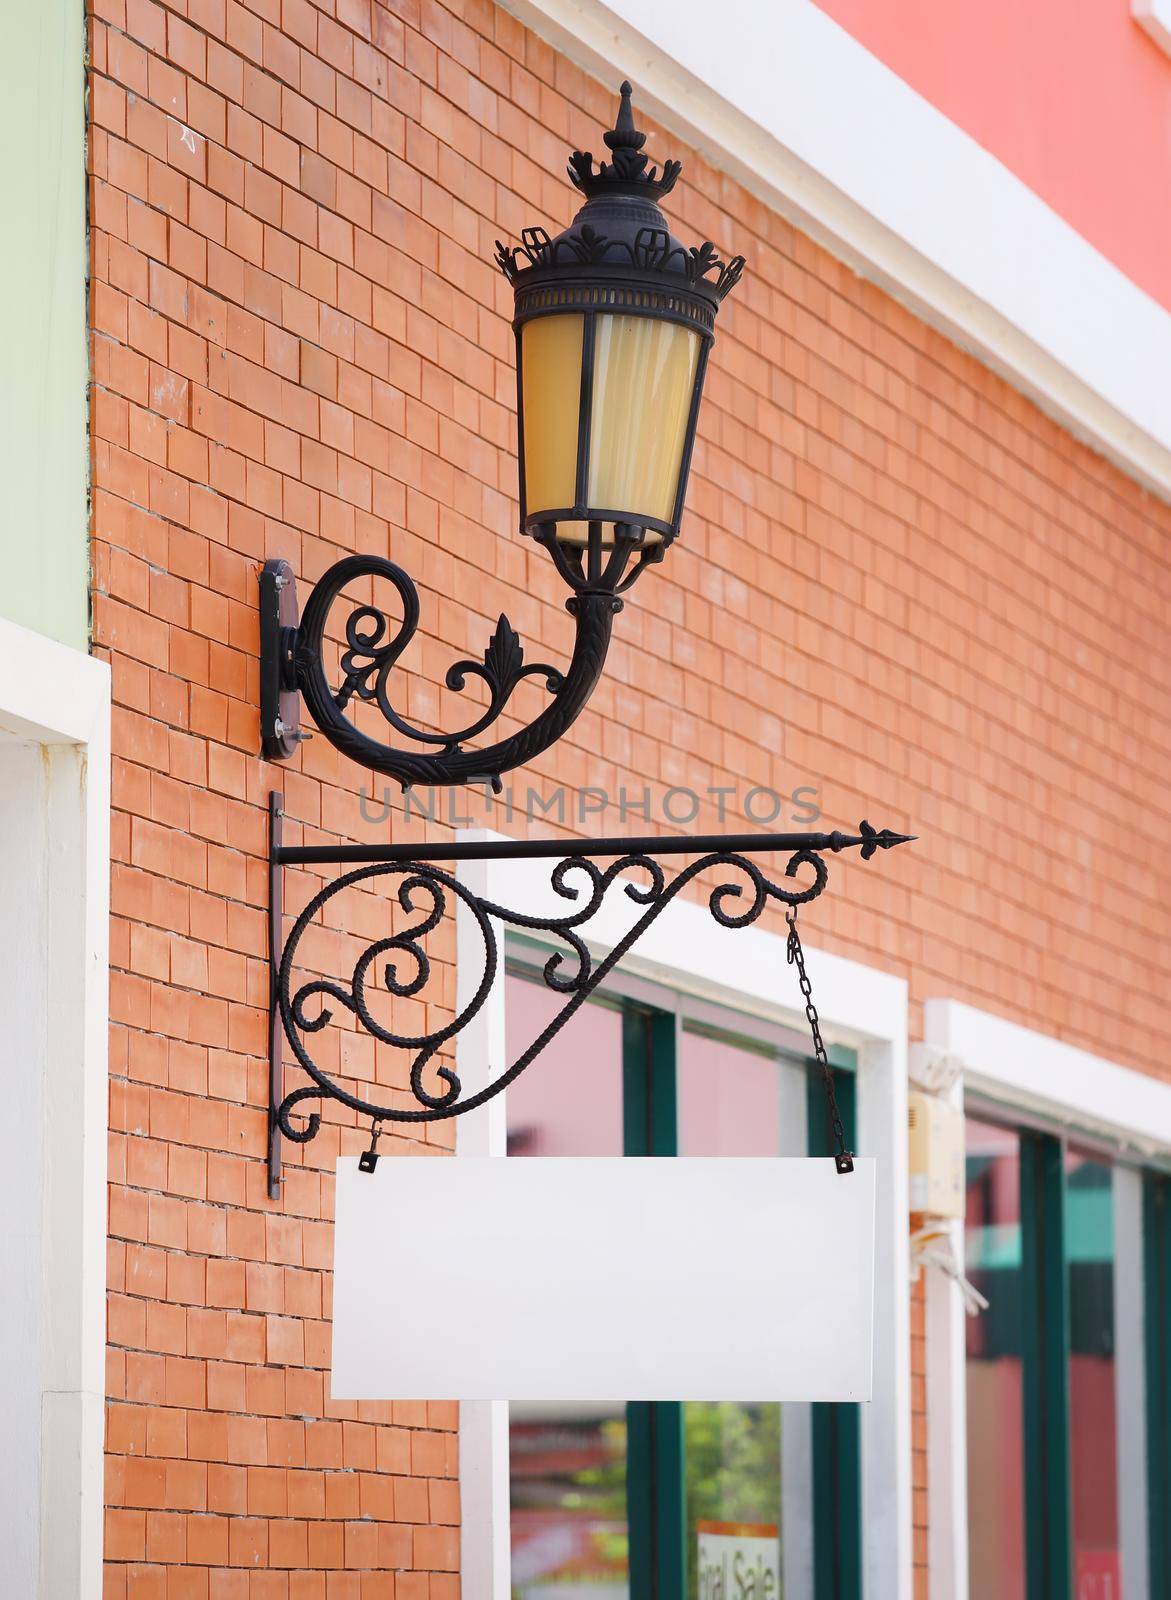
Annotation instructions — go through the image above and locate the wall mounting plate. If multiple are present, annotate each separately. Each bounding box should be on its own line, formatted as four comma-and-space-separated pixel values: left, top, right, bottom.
259, 558, 301, 761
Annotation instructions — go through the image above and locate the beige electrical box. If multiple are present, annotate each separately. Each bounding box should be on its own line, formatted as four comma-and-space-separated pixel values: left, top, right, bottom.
908, 1091, 965, 1217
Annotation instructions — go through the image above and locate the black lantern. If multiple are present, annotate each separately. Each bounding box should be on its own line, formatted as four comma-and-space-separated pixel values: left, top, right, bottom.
260, 83, 743, 785
497, 81, 742, 567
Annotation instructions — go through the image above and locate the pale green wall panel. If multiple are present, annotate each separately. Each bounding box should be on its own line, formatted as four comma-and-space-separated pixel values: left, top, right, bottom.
0, 0, 89, 649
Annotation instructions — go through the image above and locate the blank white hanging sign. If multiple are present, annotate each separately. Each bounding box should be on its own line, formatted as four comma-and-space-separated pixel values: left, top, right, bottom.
330, 1155, 876, 1403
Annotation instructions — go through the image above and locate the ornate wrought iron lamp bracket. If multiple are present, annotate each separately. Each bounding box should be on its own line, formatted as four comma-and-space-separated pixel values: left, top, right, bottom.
259, 84, 742, 792
257, 85, 916, 1201
265, 794, 913, 1197
260, 536, 657, 789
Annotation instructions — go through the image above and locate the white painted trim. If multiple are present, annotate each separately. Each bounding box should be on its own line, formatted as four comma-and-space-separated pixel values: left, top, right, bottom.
1114, 1166, 1149, 1600
923, 998, 1171, 1600
0, 617, 111, 746
457, 836, 912, 1598
454, 844, 511, 1600
926, 998, 1171, 1159
0, 615, 110, 1600
912, 1046, 968, 1600
1134, 0, 1171, 58
923, 1218, 968, 1600
1, 744, 50, 1593
504, 0, 1171, 499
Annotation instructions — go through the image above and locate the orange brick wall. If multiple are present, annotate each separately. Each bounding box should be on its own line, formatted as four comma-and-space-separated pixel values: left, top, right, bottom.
87, 0, 1171, 1595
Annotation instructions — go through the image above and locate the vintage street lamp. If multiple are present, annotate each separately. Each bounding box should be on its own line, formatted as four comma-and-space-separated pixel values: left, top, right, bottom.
259, 85, 913, 1195
499, 79, 742, 567
260, 83, 742, 787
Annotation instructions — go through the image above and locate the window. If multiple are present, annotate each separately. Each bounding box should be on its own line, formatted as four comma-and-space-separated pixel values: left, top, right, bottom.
504, 957, 862, 1599
1145, 1172, 1171, 1596
964, 1111, 1162, 1600
1065, 1150, 1119, 1592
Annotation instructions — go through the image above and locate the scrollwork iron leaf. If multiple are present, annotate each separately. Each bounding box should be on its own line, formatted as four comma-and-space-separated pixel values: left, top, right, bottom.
442, 615, 565, 751
566, 149, 596, 192
567, 224, 611, 264
717, 255, 746, 298
480, 615, 524, 690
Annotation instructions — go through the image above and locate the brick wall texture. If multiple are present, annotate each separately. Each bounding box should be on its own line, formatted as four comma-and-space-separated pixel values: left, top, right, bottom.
87, 0, 1171, 1594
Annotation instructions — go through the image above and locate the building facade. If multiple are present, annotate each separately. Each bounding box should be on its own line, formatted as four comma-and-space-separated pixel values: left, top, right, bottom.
3, 0, 1171, 1595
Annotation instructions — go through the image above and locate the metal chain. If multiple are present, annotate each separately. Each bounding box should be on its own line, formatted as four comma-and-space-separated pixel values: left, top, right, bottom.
786, 907, 854, 1174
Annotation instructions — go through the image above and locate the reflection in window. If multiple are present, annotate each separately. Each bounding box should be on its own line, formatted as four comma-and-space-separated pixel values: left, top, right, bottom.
506, 975, 629, 1595
965, 1118, 1026, 1600
510, 1405, 629, 1600
1065, 1151, 1120, 1597
678, 1025, 811, 1599
677, 1025, 785, 1155
504, 972, 624, 1158
685, 1403, 782, 1598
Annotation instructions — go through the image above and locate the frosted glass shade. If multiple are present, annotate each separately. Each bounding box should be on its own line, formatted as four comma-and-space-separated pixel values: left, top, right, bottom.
519, 310, 704, 546
589, 313, 700, 523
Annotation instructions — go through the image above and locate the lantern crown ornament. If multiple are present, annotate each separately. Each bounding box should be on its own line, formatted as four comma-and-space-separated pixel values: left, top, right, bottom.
260, 82, 744, 787
567, 79, 681, 199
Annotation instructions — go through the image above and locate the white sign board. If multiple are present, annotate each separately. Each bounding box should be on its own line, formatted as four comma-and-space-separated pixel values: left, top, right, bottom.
331, 1156, 875, 1402
697, 1523, 780, 1600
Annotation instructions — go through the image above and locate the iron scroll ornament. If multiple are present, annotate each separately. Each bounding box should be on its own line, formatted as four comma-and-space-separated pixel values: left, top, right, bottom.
266, 817, 913, 1192
260, 535, 661, 784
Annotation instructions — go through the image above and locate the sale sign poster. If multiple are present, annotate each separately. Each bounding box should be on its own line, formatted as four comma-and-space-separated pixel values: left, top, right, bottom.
696, 1521, 781, 1599
1076, 1549, 1121, 1600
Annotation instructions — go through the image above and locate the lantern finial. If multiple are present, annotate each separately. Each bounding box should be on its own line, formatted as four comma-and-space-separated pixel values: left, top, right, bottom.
604, 82, 643, 152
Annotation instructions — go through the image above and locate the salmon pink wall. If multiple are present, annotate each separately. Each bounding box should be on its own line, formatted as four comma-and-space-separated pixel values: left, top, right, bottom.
814, 0, 1171, 313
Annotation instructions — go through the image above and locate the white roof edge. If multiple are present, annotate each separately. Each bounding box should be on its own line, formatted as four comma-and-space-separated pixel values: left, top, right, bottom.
503, 0, 1171, 504
926, 998, 1171, 1157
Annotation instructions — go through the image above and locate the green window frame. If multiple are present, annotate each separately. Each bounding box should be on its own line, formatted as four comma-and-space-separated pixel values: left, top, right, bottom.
809, 1056, 862, 1600
1018, 1132, 1072, 1600
1145, 1172, 1171, 1597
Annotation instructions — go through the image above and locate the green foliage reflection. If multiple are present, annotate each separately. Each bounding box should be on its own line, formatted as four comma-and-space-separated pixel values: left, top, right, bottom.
684, 1403, 781, 1595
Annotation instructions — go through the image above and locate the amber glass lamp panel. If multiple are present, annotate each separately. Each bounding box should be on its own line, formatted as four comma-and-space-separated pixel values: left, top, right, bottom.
520, 313, 585, 521
521, 312, 700, 547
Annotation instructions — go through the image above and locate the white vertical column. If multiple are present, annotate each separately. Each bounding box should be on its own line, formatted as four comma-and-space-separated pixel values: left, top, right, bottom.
40, 735, 111, 1600
919, 1013, 971, 1600
0, 624, 110, 1600
1115, 1164, 1149, 1600
456, 839, 512, 1600
779, 1056, 814, 1600
858, 1034, 914, 1600
0, 743, 48, 1600
922, 1220, 969, 1598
